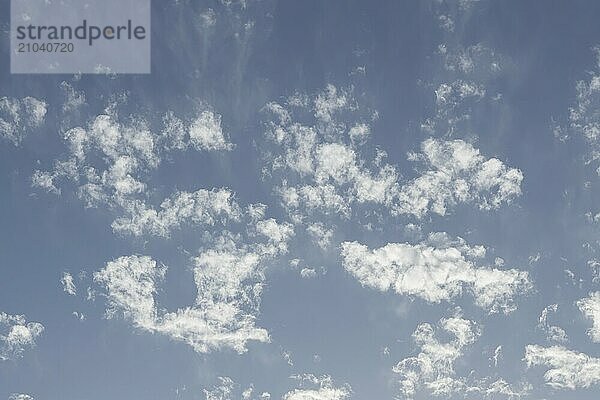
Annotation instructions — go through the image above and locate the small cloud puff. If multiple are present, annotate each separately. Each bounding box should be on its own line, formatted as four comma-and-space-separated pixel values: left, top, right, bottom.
284, 374, 351, 400
61, 272, 77, 296
0, 96, 47, 145
0, 312, 44, 361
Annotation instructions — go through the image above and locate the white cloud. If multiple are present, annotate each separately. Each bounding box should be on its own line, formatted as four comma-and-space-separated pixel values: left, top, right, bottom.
566, 46, 600, 163
204, 377, 235, 400
424, 0, 507, 136
434, 80, 485, 108
203, 376, 268, 400
394, 315, 480, 398
189, 110, 234, 151
277, 184, 351, 222
254, 218, 295, 255
0, 96, 47, 145
60, 81, 86, 114
537, 304, 568, 344
61, 272, 77, 296
32, 106, 234, 235
284, 374, 351, 400
94, 252, 267, 354
111, 188, 241, 237
340, 233, 530, 313
577, 292, 600, 342
306, 223, 333, 250
0, 312, 44, 361
95, 217, 293, 354
396, 138, 523, 218
525, 345, 600, 389
8, 394, 34, 400
300, 268, 317, 279
348, 123, 370, 144
263, 85, 400, 223
440, 44, 502, 76
314, 84, 348, 118
263, 86, 522, 227
394, 315, 528, 399
94, 255, 164, 330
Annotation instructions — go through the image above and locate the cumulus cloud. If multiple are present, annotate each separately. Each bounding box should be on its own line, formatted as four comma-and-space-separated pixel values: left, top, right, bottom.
525, 345, 600, 389
284, 374, 351, 400
189, 110, 234, 151
577, 292, 600, 342
111, 188, 241, 237
396, 138, 523, 218
394, 315, 528, 399
61, 272, 77, 296
263, 86, 522, 229
32, 106, 234, 235
0, 96, 47, 145
95, 217, 293, 354
262, 85, 399, 224
0, 312, 44, 361
340, 233, 530, 313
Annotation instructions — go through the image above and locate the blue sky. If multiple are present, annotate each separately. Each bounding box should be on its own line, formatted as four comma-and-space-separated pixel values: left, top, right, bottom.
2, 1, 600, 399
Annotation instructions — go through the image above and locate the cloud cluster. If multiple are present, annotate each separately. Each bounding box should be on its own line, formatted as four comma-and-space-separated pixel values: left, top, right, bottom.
263, 86, 522, 225
95, 215, 293, 354
396, 138, 523, 218
263, 85, 398, 223
340, 233, 531, 313
0, 96, 47, 145
111, 187, 241, 237
32, 106, 234, 236
577, 292, 600, 342
394, 315, 527, 399
525, 345, 600, 389
394, 316, 479, 398
0, 312, 44, 361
